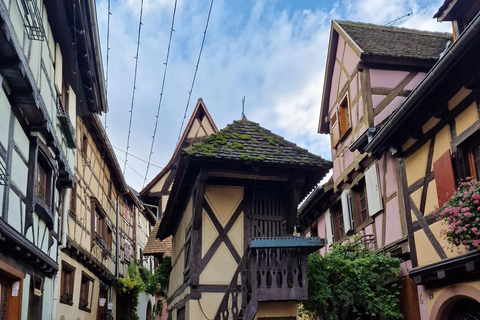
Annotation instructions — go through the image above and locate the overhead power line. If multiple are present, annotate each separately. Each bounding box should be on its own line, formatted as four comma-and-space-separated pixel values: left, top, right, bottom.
142, 0, 178, 189
112, 145, 163, 169
175, 0, 215, 146
123, 0, 145, 175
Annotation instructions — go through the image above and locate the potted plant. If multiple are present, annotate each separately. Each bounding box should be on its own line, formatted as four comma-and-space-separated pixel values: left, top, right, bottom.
437, 177, 480, 250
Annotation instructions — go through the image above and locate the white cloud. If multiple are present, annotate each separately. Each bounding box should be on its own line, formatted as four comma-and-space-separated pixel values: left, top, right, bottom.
94, 0, 454, 190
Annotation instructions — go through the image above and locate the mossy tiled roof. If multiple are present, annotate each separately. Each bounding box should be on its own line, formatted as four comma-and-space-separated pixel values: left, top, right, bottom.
183, 117, 331, 168
337, 20, 452, 60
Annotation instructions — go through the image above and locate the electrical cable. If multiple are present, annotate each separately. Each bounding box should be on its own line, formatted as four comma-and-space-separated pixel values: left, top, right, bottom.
123, 0, 145, 175
104, 0, 112, 131
175, 0, 214, 146
112, 145, 163, 169
142, 0, 178, 188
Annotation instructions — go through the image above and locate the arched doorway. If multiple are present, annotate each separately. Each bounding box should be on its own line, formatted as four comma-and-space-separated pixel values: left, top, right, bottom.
146, 301, 152, 320
448, 299, 480, 320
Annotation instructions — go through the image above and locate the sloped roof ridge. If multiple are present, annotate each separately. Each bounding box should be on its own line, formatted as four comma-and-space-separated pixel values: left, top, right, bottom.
184, 117, 330, 167
336, 20, 451, 38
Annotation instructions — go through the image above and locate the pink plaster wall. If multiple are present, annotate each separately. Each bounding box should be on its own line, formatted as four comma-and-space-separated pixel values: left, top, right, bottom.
317, 215, 326, 238
399, 260, 412, 277
375, 213, 384, 247
386, 154, 398, 198
378, 155, 386, 198
404, 72, 426, 90
350, 74, 358, 99
336, 36, 346, 61
374, 96, 406, 126
372, 94, 385, 109
339, 71, 348, 96
343, 137, 354, 169
330, 62, 341, 111
370, 69, 409, 89
384, 196, 403, 245
343, 44, 359, 76
351, 103, 358, 129
358, 98, 364, 121
417, 285, 429, 320
364, 224, 375, 251
333, 158, 341, 181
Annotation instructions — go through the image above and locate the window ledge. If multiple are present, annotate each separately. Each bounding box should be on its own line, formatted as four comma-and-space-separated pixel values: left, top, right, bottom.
60, 298, 73, 306
35, 197, 54, 226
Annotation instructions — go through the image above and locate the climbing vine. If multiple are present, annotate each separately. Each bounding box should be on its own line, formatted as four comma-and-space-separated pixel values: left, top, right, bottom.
303, 239, 402, 320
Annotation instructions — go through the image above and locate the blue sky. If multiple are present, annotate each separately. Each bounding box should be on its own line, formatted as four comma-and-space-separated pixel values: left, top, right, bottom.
95, 0, 451, 191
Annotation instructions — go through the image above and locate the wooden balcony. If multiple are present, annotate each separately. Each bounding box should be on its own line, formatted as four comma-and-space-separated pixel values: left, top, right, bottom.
215, 237, 324, 320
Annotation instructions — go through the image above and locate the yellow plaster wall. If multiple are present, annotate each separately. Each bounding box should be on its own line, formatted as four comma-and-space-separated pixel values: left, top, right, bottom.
414, 220, 467, 267
56, 253, 104, 320
202, 117, 215, 135
432, 125, 451, 163
169, 196, 194, 295
200, 242, 238, 285
202, 211, 218, 258
187, 293, 224, 320
455, 102, 478, 136
448, 87, 472, 110
426, 282, 480, 316
204, 186, 243, 227
255, 301, 298, 319
405, 142, 429, 187
150, 173, 168, 193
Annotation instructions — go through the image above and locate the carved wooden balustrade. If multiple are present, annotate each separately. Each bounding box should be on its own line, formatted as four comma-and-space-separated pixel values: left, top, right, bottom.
214, 237, 324, 320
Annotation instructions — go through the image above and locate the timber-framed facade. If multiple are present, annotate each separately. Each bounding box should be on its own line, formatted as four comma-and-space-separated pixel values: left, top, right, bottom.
366, 1, 480, 318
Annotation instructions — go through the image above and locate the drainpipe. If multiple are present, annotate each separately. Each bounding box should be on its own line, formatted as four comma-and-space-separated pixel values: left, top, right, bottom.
143, 203, 160, 221
60, 188, 70, 248
116, 194, 120, 278
52, 187, 69, 320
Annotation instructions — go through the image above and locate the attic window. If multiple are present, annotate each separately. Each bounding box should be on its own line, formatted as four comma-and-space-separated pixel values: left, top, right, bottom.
330, 93, 351, 147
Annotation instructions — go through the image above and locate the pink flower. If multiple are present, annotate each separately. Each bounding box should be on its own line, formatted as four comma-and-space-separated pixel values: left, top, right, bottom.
473, 194, 480, 200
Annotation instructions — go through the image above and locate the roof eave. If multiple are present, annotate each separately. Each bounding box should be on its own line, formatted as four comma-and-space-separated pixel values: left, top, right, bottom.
365, 11, 480, 155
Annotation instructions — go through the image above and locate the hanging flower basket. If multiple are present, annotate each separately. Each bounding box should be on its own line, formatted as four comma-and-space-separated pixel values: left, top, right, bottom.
436, 177, 480, 250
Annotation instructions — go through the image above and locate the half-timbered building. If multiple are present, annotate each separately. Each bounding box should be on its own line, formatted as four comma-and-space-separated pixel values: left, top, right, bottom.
366, 1, 480, 318
299, 20, 452, 320
141, 98, 217, 320
156, 116, 331, 320
0, 0, 106, 318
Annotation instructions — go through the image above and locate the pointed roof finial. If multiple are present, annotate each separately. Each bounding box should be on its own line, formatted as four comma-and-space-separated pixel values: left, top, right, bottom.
241, 96, 246, 120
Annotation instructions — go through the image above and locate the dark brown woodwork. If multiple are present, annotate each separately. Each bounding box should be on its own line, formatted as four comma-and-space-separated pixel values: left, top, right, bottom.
286, 177, 305, 234
2, 112, 14, 221
191, 169, 208, 287
373, 72, 418, 117
412, 213, 438, 232
202, 201, 242, 265
420, 138, 435, 215
409, 198, 447, 260
400, 159, 418, 267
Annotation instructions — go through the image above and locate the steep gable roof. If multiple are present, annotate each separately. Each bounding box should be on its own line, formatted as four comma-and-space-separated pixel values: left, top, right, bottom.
140, 98, 217, 197
319, 20, 452, 134
336, 21, 451, 60
184, 116, 331, 169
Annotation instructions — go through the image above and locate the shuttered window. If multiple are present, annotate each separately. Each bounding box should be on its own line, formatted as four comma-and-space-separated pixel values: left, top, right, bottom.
365, 164, 383, 217
341, 189, 353, 233
433, 150, 457, 205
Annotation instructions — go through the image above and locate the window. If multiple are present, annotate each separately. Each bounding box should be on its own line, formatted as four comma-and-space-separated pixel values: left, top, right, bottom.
79, 272, 93, 312
108, 180, 112, 199
353, 179, 369, 226
95, 210, 104, 238
35, 162, 47, 202
107, 226, 113, 249
330, 93, 351, 147
124, 241, 131, 262
69, 183, 77, 216
331, 203, 345, 241
338, 94, 351, 138
81, 134, 88, 155
60, 262, 75, 305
